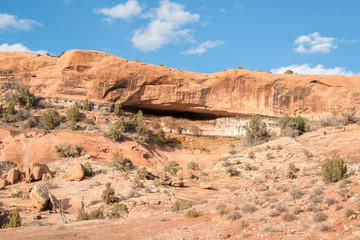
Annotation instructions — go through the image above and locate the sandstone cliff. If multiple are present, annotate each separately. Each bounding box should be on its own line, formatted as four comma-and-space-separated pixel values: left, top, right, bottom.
1, 50, 359, 119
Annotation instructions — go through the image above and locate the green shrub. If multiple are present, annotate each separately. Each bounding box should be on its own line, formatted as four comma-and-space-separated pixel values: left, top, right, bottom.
341, 111, 358, 125
108, 203, 128, 218
284, 69, 293, 74
83, 162, 93, 177
136, 167, 155, 180
187, 161, 199, 171
54, 142, 74, 158
244, 115, 269, 145
184, 209, 201, 218
101, 182, 115, 205
66, 104, 80, 122
70, 118, 77, 130
43, 109, 61, 130
26, 118, 34, 128
278, 115, 307, 136
12, 83, 35, 108
288, 162, 299, 173
5, 208, 21, 228
82, 99, 92, 111
88, 207, 104, 219
248, 151, 255, 159
75, 145, 84, 156
7, 101, 15, 115
227, 167, 239, 177
171, 201, 193, 212
164, 161, 181, 175
322, 154, 347, 184
111, 153, 133, 171
0, 210, 10, 228
114, 103, 123, 116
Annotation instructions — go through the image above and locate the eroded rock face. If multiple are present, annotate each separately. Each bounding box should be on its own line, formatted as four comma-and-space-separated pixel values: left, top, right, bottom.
1, 50, 359, 119
69, 163, 85, 181
6, 167, 20, 185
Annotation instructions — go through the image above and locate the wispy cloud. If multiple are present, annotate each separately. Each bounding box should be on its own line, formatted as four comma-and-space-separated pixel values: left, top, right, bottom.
94, 0, 143, 22
271, 63, 359, 76
294, 32, 337, 54
0, 13, 42, 32
0, 43, 48, 55
182, 40, 224, 55
132, 0, 200, 51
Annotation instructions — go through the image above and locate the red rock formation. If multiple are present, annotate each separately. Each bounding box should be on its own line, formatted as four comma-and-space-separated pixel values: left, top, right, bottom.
0, 50, 359, 119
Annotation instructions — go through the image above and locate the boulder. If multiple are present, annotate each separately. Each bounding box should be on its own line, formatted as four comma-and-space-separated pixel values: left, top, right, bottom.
199, 181, 213, 189
31, 163, 53, 181
49, 193, 60, 212
171, 180, 184, 187
6, 167, 20, 185
30, 183, 50, 211
25, 168, 32, 183
69, 163, 85, 181
0, 179, 9, 189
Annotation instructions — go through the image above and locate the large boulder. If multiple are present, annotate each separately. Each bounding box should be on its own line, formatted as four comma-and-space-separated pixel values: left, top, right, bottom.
30, 183, 50, 210
6, 167, 20, 185
31, 163, 53, 181
69, 163, 85, 181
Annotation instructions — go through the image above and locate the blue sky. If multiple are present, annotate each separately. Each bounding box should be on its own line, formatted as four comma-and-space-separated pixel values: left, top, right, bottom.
1, 0, 359, 75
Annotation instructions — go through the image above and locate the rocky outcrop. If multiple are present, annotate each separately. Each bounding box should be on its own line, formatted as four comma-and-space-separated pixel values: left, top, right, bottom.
30, 184, 50, 210
0, 50, 359, 119
30, 163, 53, 181
6, 167, 20, 185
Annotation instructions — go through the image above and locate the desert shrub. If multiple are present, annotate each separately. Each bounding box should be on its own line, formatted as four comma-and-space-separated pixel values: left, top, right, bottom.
88, 207, 104, 219
111, 153, 133, 171
313, 212, 328, 222
133, 110, 150, 143
136, 167, 154, 180
312, 196, 323, 204
164, 161, 181, 175
171, 201, 193, 212
103, 120, 123, 142
83, 162, 93, 177
306, 204, 317, 212
101, 182, 115, 205
127, 189, 141, 198
241, 204, 258, 213
244, 115, 269, 145
341, 111, 358, 125
5, 208, 21, 228
288, 162, 299, 173
189, 124, 202, 135
290, 189, 304, 199
8, 189, 23, 198
275, 205, 287, 213
75, 145, 84, 156
184, 209, 201, 218
345, 208, 355, 217
319, 223, 334, 232
313, 187, 324, 195
216, 203, 226, 215
284, 69, 293, 74
7, 101, 15, 115
54, 142, 74, 158
187, 161, 199, 171
43, 108, 61, 130
227, 167, 239, 177
12, 83, 35, 108
322, 154, 347, 184
156, 128, 167, 144
229, 148, 237, 155
292, 207, 303, 215
227, 211, 241, 221
303, 149, 313, 159
263, 225, 282, 232
70, 119, 77, 130
66, 104, 80, 122
282, 213, 297, 222
240, 220, 249, 229
248, 151, 255, 159
269, 210, 280, 217
113, 103, 123, 116
82, 99, 92, 111
108, 203, 128, 218
325, 197, 336, 206
278, 115, 307, 136
335, 205, 343, 211
26, 117, 34, 128
0, 210, 10, 228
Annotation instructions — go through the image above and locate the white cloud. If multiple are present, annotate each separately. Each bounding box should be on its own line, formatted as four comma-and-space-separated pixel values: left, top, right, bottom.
132, 0, 200, 51
294, 32, 337, 54
182, 40, 224, 55
271, 64, 359, 76
0, 13, 42, 32
94, 0, 143, 22
0, 43, 48, 55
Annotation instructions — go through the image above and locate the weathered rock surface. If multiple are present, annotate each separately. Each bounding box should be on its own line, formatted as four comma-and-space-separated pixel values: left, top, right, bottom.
1, 50, 359, 119
30, 184, 50, 210
6, 167, 20, 185
0, 179, 9, 189
69, 163, 85, 181
31, 163, 53, 181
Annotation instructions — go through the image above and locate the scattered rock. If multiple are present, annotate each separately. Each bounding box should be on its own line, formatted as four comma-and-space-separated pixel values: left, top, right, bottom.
30, 183, 50, 211
0, 179, 9, 189
49, 193, 61, 212
348, 214, 357, 220
69, 163, 85, 181
32, 213, 42, 220
199, 181, 213, 189
171, 180, 184, 187
6, 167, 20, 184
25, 168, 32, 183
